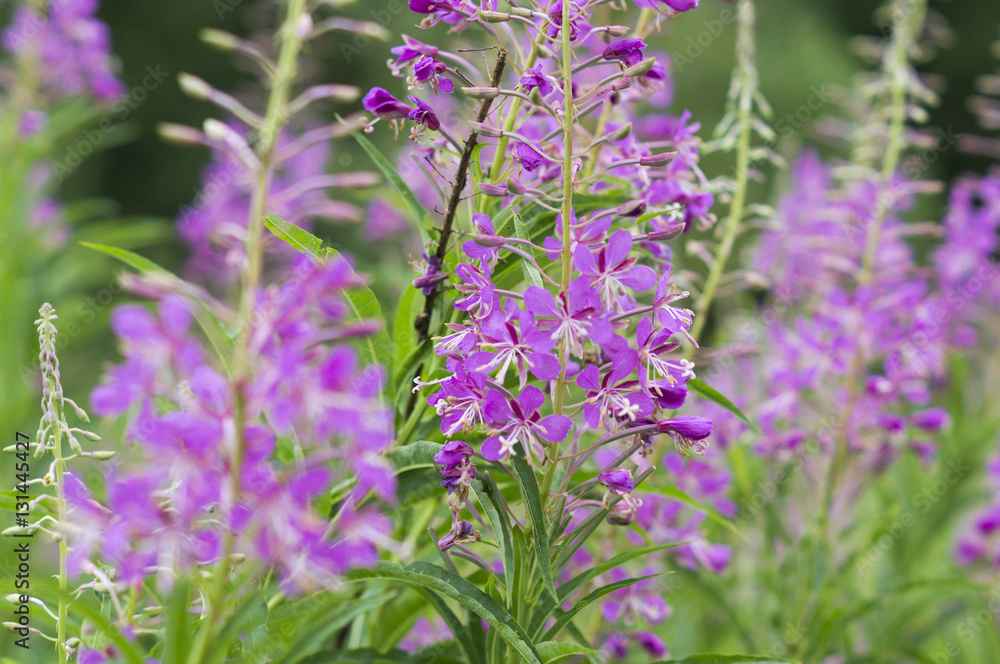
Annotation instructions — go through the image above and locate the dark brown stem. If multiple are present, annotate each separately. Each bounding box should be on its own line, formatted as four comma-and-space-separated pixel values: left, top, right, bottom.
413, 49, 507, 341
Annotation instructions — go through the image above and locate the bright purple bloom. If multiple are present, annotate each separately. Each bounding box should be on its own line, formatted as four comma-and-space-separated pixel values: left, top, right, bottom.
467, 309, 562, 387
574, 230, 657, 311
481, 386, 572, 461
363, 87, 413, 119
603, 39, 648, 67
520, 65, 555, 96
413, 56, 454, 93
599, 468, 635, 494
515, 141, 551, 173
407, 96, 441, 130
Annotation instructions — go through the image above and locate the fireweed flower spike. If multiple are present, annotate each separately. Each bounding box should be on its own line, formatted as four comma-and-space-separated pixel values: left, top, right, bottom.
361, 0, 728, 652
2, 305, 107, 660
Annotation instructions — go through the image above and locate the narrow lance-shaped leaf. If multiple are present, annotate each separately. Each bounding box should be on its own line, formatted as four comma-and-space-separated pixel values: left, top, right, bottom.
346, 561, 543, 664
511, 444, 558, 601
686, 377, 759, 433
542, 573, 661, 641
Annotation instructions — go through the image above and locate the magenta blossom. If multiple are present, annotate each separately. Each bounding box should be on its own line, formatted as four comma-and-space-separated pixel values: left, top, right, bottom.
481, 386, 572, 461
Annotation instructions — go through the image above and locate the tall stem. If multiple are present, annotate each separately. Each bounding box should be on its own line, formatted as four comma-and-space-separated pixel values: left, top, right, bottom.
543, 0, 575, 503
51, 390, 68, 662
689, 0, 756, 343
188, 2, 307, 662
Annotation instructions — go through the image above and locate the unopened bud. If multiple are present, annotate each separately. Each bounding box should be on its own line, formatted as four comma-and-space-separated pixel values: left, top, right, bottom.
80, 430, 102, 442
461, 86, 500, 100
2, 526, 35, 536
534, 44, 554, 59
229, 553, 247, 564
200, 28, 240, 51
478, 183, 507, 197
472, 234, 506, 248
66, 637, 81, 649
617, 200, 647, 217
505, 177, 527, 195
469, 122, 503, 138
607, 123, 632, 141
295, 13, 314, 40
622, 57, 657, 77
640, 151, 678, 167
5, 594, 20, 603
605, 25, 630, 37
178, 73, 212, 100
157, 123, 203, 145
647, 221, 686, 241
478, 9, 511, 22
91, 451, 116, 460
611, 77, 636, 92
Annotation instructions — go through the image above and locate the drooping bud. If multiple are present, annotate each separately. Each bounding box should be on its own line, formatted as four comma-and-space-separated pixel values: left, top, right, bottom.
461, 87, 500, 100
469, 122, 504, 138
622, 57, 658, 78
640, 151, 678, 167
607, 122, 632, 142
505, 177, 527, 195
478, 183, 507, 197
478, 9, 511, 22
617, 200, 647, 218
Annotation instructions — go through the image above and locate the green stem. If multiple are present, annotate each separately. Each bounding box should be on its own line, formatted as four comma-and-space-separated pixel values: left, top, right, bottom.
51, 391, 68, 662
689, 0, 756, 343
544, 0, 575, 508
188, 2, 308, 662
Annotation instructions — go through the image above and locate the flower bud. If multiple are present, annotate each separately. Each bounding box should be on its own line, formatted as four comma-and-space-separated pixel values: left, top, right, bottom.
461, 86, 500, 100
66, 637, 81, 649
478, 183, 507, 197
647, 221, 686, 241
505, 177, 527, 195
294, 13, 314, 40
622, 57, 657, 77
607, 122, 632, 141
617, 200, 647, 217
471, 234, 506, 248
605, 25, 630, 37
510, 7, 532, 17
534, 43, 554, 59
80, 430, 102, 442
640, 151, 678, 167
469, 122, 504, 138
91, 451, 116, 460
478, 9, 511, 22
611, 77, 636, 92
178, 73, 212, 100
157, 123, 203, 145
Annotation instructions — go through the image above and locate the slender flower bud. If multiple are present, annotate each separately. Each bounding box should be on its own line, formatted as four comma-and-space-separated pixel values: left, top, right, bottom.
622, 57, 658, 78
505, 177, 528, 195
617, 200, 647, 217
640, 151, 678, 167
608, 123, 632, 142
478, 183, 507, 197
461, 87, 500, 99
477, 9, 511, 22
469, 122, 504, 138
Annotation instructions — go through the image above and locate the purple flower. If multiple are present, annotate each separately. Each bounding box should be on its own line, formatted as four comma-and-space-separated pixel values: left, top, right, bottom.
577, 351, 654, 432
407, 96, 441, 130
633, 631, 667, 657
481, 386, 572, 461
413, 56, 454, 93
599, 467, 635, 494
389, 35, 438, 74
363, 87, 413, 120
602, 39, 648, 67
515, 141, 551, 173
467, 309, 562, 387
520, 65, 555, 96
657, 416, 713, 455
413, 253, 448, 294
438, 518, 480, 550
574, 230, 657, 311
524, 278, 612, 357
546, 0, 589, 41
463, 213, 502, 264
435, 440, 477, 492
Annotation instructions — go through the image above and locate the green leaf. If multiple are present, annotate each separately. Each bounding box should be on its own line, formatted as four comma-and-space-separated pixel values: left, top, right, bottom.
206, 592, 268, 663
537, 641, 600, 663
393, 286, 419, 370
542, 574, 660, 640
163, 579, 193, 664
645, 484, 745, 540
417, 589, 485, 664
264, 213, 324, 260
347, 561, 542, 664
513, 212, 544, 288
80, 241, 172, 276
352, 131, 431, 243
687, 377, 759, 432
385, 440, 442, 471
510, 445, 557, 601
531, 543, 680, 638
472, 472, 515, 605
654, 656, 798, 664
265, 593, 393, 664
